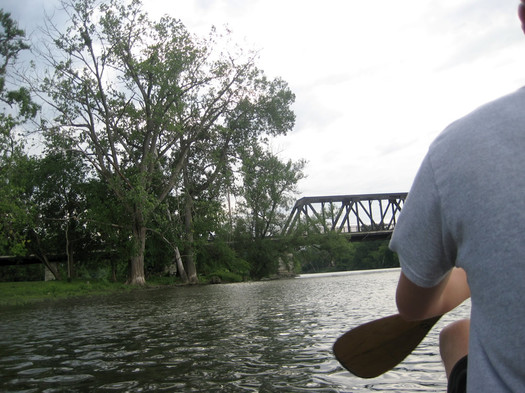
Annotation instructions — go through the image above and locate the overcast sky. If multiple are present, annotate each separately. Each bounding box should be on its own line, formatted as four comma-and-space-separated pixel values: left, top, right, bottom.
4, 0, 525, 197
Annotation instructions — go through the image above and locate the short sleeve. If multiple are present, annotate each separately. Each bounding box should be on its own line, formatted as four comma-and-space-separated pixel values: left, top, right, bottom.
389, 154, 457, 288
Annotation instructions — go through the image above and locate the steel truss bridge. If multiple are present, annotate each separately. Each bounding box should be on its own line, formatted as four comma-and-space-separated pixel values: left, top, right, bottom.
282, 193, 408, 241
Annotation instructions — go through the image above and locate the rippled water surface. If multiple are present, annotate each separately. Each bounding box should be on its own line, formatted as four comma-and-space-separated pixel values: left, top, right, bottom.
0, 269, 470, 392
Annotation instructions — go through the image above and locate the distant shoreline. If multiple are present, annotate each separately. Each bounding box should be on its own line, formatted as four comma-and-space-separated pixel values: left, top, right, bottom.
297, 267, 400, 279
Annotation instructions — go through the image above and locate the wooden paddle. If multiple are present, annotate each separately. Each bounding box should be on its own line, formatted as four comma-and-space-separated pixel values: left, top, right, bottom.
333, 313, 442, 378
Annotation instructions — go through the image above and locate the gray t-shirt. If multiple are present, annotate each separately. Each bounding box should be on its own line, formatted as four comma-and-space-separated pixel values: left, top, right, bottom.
390, 86, 525, 392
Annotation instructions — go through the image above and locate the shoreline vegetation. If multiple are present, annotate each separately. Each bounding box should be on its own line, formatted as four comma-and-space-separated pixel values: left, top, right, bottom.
0, 275, 288, 308
0, 267, 400, 308
0, 279, 169, 308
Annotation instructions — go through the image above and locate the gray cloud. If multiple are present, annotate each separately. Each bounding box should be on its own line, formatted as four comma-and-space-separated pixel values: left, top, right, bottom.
2, 0, 61, 35
424, 1, 523, 71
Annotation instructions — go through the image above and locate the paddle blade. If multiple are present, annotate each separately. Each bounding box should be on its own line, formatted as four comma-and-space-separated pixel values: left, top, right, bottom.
333, 314, 441, 378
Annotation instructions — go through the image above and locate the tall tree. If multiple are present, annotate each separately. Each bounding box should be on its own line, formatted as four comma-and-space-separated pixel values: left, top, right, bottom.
0, 10, 39, 257
178, 74, 295, 282
239, 143, 305, 239
231, 144, 305, 278
36, 0, 295, 284
30, 147, 89, 280
0, 10, 38, 122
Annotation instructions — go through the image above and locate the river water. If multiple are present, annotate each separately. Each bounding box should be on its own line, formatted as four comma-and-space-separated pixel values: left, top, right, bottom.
0, 268, 470, 392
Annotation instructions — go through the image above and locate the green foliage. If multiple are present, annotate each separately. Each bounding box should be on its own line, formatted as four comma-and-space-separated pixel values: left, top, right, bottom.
0, 153, 36, 256
0, 279, 132, 307
0, 263, 43, 282
197, 240, 250, 282
230, 238, 282, 279
296, 236, 399, 273
0, 10, 29, 65
144, 232, 174, 276
204, 269, 244, 283
0, 10, 39, 257
294, 233, 349, 273
237, 143, 305, 239
353, 241, 399, 269
0, 10, 39, 120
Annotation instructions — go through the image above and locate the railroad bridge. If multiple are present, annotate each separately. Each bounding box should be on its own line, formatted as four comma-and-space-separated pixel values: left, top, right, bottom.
282, 192, 408, 241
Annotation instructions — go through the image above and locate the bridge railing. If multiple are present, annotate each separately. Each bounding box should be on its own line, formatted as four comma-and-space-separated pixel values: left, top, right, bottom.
281, 192, 408, 240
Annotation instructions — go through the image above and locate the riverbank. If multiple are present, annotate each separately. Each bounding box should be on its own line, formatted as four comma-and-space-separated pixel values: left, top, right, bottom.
1, 270, 386, 307
0, 279, 173, 307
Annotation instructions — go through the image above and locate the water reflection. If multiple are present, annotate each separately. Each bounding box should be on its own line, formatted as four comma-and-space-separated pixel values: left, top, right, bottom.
0, 269, 470, 392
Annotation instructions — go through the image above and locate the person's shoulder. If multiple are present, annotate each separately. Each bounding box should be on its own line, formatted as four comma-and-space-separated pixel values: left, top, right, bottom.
469, 86, 525, 120
431, 86, 525, 150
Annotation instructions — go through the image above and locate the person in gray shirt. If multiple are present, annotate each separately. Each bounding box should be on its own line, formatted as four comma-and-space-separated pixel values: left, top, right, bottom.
390, 1, 525, 392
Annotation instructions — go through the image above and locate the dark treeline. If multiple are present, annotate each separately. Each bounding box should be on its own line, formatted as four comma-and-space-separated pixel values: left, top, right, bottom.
0, 1, 398, 285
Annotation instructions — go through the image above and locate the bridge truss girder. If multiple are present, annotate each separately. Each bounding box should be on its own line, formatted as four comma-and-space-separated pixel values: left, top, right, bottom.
282, 193, 408, 240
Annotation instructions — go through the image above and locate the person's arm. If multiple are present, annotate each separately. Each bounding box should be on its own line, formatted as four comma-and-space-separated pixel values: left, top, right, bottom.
396, 267, 470, 321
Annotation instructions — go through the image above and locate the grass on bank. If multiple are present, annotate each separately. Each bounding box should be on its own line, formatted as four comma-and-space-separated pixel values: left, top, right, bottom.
0, 278, 179, 308
0, 274, 237, 307
0, 270, 252, 308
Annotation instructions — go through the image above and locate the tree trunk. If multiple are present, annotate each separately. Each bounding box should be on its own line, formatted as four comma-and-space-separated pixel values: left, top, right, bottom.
174, 246, 189, 283
111, 259, 117, 282
183, 192, 198, 284
164, 205, 189, 283
29, 229, 61, 280
65, 221, 73, 282
129, 209, 147, 285
43, 258, 61, 281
